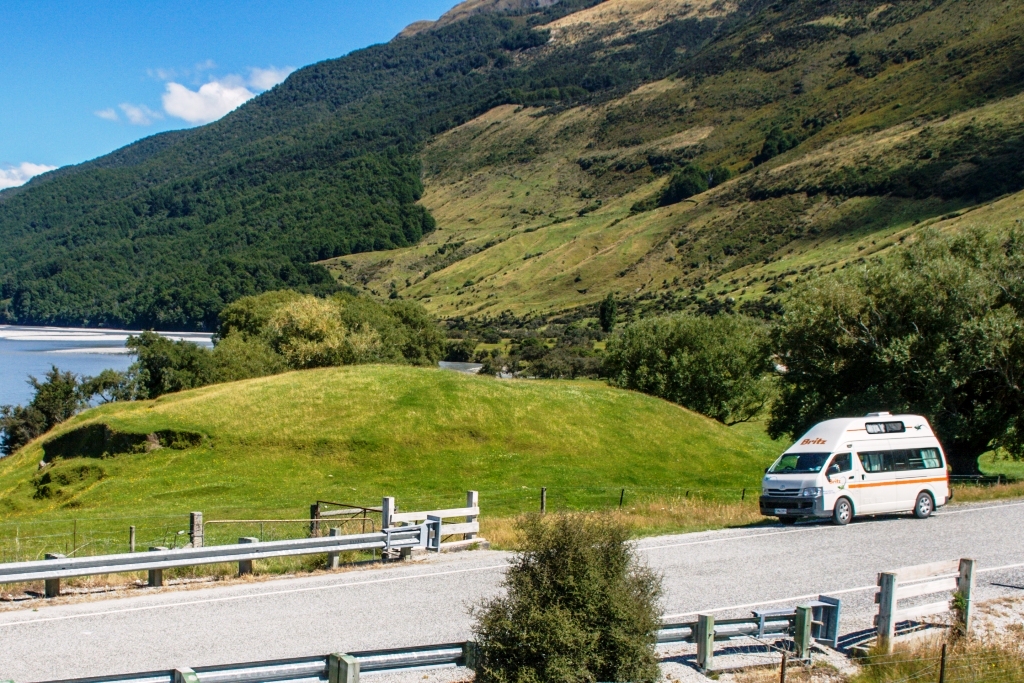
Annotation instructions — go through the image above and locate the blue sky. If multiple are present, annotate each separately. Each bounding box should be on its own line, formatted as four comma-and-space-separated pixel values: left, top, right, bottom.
0, 1, 462, 189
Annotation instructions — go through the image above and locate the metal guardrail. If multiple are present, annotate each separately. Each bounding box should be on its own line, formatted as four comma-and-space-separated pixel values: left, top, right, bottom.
19, 598, 843, 683
0, 522, 438, 597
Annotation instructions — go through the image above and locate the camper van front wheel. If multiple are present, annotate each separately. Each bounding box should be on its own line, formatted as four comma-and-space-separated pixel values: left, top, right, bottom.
832, 497, 853, 526
914, 492, 934, 519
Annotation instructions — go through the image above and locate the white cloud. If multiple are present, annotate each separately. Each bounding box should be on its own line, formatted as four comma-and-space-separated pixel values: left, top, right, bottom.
95, 108, 119, 121
119, 103, 163, 126
0, 162, 58, 190
162, 79, 255, 124
248, 66, 294, 91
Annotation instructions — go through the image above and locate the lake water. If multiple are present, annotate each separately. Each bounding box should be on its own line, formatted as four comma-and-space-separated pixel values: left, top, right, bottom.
0, 326, 213, 408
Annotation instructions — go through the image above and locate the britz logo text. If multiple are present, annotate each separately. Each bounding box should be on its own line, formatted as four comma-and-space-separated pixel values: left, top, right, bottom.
800, 437, 827, 445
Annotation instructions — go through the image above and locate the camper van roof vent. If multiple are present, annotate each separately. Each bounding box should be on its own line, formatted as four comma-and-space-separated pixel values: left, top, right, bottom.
865, 411, 892, 417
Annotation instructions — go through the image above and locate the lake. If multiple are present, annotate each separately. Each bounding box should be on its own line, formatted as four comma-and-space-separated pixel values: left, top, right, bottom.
0, 326, 213, 408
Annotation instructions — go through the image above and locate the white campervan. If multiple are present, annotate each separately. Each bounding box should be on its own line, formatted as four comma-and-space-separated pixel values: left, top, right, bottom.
759, 412, 950, 525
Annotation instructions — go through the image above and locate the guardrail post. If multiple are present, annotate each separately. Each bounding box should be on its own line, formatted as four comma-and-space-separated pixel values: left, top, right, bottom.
381, 497, 395, 530
794, 605, 812, 660
463, 641, 480, 671
238, 537, 258, 575
465, 490, 478, 541
876, 571, 897, 653
189, 512, 203, 548
696, 614, 714, 672
44, 553, 65, 598
329, 653, 359, 683
328, 528, 341, 569
148, 547, 167, 587
173, 668, 200, 683
427, 515, 442, 552
957, 558, 975, 637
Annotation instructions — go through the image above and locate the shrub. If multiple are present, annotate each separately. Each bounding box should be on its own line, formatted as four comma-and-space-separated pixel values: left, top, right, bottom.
659, 164, 708, 205
473, 514, 662, 683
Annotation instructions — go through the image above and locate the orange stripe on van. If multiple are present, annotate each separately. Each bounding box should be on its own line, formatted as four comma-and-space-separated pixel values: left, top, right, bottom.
848, 476, 948, 489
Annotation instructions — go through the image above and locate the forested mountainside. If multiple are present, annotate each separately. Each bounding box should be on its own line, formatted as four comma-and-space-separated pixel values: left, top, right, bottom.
3, 0, 1023, 329
329, 0, 1024, 323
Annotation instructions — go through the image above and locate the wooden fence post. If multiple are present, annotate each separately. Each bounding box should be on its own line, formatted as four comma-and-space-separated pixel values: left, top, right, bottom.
540, 487, 547, 514
310, 503, 320, 536
44, 553, 64, 598
876, 571, 898, 653
957, 558, 975, 637
129, 525, 136, 553
238, 537, 258, 575
696, 614, 714, 672
794, 605, 812, 660
148, 547, 167, 587
189, 512, 203, 548
329, 654, 359, 683
381, 497, 395, 530
465, 490, 478, 540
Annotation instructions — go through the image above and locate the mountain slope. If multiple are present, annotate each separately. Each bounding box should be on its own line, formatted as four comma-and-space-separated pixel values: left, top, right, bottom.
0, 0, 733, 329
327, 0, 1024, 322
4, 0, 1024, 329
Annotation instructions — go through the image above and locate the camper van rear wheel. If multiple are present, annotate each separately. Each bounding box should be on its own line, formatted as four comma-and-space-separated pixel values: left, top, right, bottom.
832, 497, 853, 526
914, 492, 934, 519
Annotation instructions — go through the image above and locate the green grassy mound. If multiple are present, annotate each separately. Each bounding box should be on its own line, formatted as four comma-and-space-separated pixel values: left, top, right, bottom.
0, 366, 777, 527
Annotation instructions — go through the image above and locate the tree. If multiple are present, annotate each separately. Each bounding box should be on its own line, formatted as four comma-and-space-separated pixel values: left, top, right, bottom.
754, 126, 799, 165
659, 164, 708, 205
128, 331, 219, 399
604, 313, 775, 424
473, 514, 662, 683
1, 367, 86, 455
599, 294, 618, 333
769, 230, 1024, 474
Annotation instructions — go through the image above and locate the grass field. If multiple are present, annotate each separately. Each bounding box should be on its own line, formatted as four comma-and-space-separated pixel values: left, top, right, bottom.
0, 365, 783, 562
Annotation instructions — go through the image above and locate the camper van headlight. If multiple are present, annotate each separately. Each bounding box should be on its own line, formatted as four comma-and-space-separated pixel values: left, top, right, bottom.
800, 487, 823, 498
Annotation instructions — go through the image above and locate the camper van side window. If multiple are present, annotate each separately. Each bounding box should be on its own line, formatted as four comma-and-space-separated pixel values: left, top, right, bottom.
858, 451, 892, 473
892, 450, 911, 471
914, 448, 943, 470
865, 421, 906, 434
829, 453, 852, 473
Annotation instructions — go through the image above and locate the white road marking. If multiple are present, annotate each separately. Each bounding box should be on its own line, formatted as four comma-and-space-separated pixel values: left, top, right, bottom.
934, 500, 1024, 515
0, 564, 507, 628
641, 526, 832, 551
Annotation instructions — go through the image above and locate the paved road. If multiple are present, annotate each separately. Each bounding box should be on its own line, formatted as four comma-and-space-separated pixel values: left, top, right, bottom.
2, 500, 1023, 681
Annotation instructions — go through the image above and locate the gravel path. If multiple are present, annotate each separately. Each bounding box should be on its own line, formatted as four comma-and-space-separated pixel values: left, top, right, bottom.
1, 499, 1022, 681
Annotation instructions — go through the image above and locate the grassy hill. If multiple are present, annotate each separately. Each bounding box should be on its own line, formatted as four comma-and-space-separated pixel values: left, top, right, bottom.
0, 367, 779, 548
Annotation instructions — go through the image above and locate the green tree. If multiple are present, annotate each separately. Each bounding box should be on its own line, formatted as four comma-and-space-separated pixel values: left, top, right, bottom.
599, 294, 618, 333
659, 164, 708, 206
769, 230, 1024, 473
0, 367, 86, 455
473, 514, 662, 683
754, 125, 799, 164
604, 313, 774, 424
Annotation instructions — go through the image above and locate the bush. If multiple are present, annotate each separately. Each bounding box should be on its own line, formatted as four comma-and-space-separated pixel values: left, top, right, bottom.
473, 514, 662, 683
604, 313, 775, 425
659, 164, 708, 205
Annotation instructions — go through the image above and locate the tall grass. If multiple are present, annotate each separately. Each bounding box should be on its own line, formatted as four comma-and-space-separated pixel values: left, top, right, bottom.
851, 637, 1024, 683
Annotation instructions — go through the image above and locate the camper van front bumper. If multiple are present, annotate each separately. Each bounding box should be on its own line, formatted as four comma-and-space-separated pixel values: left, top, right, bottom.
759, 495, 827, 518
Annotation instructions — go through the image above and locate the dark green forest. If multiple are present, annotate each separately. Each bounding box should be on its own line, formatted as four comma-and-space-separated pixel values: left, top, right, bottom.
0, 0, 738, 330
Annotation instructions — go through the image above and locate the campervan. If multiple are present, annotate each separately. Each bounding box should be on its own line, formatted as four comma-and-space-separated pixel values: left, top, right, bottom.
759, 412, 950, 525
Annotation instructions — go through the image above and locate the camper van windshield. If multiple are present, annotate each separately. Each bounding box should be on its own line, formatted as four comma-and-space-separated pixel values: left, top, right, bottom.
769, 452, 831, 474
